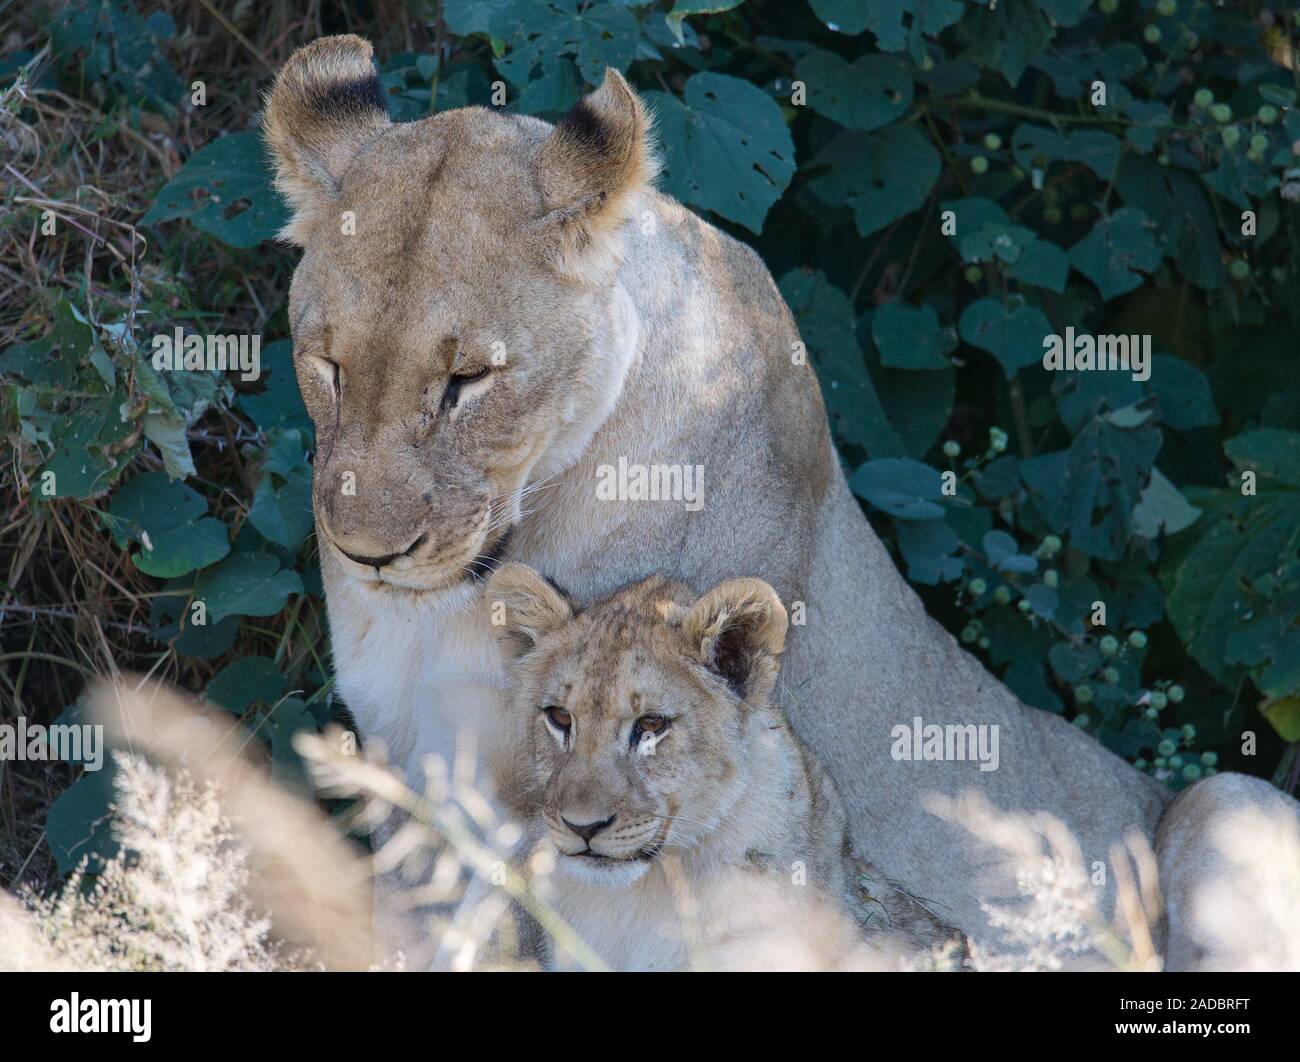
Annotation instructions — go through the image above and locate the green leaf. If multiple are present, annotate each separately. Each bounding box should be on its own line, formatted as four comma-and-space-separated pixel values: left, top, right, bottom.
1224, 429, 1300, 486
1006, 238, 1069, 294
142, 133, 288, 249
46, 761, 119, 876
984, 529, 1038, 573
895, 519, 963, 584
1049, 641, 1100, 684
237, 339, 312, 441
871, 302, 953, 370
809, 125, 940, 239
444, 0, 511, 36
645, 73, 795, 232
206, 656, 287, 714
1131, 468, 1202, 539
1068, 208, 1163, 300
1011, 124, 1121, 182
794, 51, 912, 132
666, 1, 746, 42
849, 458, 945, 520
193, 551, 304, 624
107, 472, 231, 578
248, 428, 315, 551
958, 298, 1052, 378
806, 0, 874, 37
1262, 696, 1300, 742
1150, 355, 1219, 431
492, 0, 640, 87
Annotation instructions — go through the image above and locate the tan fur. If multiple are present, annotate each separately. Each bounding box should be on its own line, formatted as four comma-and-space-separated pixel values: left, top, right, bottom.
487, 565, 864, 969
267, 37, 1300, 969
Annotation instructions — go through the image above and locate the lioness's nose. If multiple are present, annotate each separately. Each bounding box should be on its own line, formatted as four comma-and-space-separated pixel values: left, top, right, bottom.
561, 814, 616, 843
333, 532, 426, 571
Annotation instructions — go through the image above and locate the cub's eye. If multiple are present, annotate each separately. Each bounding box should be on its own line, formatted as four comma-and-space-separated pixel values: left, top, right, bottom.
441, 367, 490, 411
632, 715, 669, 744
543, 706, 572, 731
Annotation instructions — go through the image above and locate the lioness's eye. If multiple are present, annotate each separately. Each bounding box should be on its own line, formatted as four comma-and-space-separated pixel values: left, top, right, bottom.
310, 356, 341, 398
543, 706, 572, 731
632, 715, 669, 743
442, 367, 490, 411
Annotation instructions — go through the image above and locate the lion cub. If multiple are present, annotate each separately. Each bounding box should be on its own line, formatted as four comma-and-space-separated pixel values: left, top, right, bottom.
486, 563, 940, 971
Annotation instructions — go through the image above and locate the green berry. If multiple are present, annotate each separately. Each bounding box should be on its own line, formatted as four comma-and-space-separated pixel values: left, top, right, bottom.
1210, 102, 1233, 123
968, 578, 987, 596
1181, 723, 1196, 740
1156, 0, 1177, 15
920, 54, 935, 72
1250, 133, 1270, 153
1150, 691, 1168, 710
971, 155, 989, 175
1011, 165, 1026, 181
978, 636, 990, 649
961, 625, 978, 644
983, 133, 1002, 151
1041, 534, 1061, 556
1157, 739, 1177, 757
964, 265, 983, 284
1183, 764, 1203, 783
1017, 598, 1031, 613
1193, 88, 1214, 109
994, 586, 1011, 605
1128, 631, 1148, 649
1200, 751, 1217, 767
1044, 206, 1063, 225
1221, 126, 1241, 148
1143, 707, 1159, 720
1069, 204, 1090, 221
1102, 666, 1119, 685
1259, 104, 1278, 124
1134, 758, 1147, 770
1143, 25, 1162, 45
1154, 757, 1167, 768
1229, 259, 1250, 280
989, 427, 1008, 453
1157, 153, 1171, 166
1075, 684, 1093, 704
1074, 714, 1090, 728
1043, 569, 1059, 588
1100, 635, 1119, 657
943, 440, 961, 458
1168, 684, 1185, 704
1169, 754, 1184, 769
1099, 0, 1117, 12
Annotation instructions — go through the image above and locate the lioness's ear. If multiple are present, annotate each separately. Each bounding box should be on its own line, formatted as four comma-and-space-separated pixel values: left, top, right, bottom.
485, 563, 574, 660
534, 69, 657, 279
682, 579, 788, 706
263, 35, 391, 244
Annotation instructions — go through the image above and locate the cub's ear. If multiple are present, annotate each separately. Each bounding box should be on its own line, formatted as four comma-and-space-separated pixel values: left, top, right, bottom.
263, 35, 391, 243
681, 579, 788, 706
534, 68, 658, 280
485, 563, 574, 660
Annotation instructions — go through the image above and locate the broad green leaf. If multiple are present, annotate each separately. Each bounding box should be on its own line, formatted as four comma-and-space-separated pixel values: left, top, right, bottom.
984, 529, 1038, 573
666, 1, 746, 42
806, 0, 874, 37
1262, 696, 1300, 742
1007, 238, 1069, 294
1011, 124, 1121, 181
248, 428, 315, 551
1068, 208, 1163, 300
107, 472, 231, 578
849, 458, 945, 520
46, 761, 119, 876
872, 302, 953, 369
443, 0, 511, 36
207, 656, 287, 714
142, 132, 288, 249
895, 519, 963, 584
794, 51, 912, 132
809, 125, 940, 238
958, 298, 1052, 378
646, 73, 796, 232
193, 551, 304, 624
1150, 355, 1219, 431
237, 339, 313, 441
1224, 429, 1300, 486
492, 0, 640, 87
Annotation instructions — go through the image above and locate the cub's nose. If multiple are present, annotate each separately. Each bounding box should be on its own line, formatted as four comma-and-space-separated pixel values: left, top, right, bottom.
561, 814, 616, 844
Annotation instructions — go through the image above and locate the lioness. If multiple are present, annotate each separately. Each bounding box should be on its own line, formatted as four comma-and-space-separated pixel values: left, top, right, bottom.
486, 563, 955, 970
265, 35, 1300, 968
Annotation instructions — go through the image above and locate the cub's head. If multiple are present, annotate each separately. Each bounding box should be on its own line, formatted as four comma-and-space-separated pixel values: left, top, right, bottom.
265, 36, 655, 596
485, 564, 788, 887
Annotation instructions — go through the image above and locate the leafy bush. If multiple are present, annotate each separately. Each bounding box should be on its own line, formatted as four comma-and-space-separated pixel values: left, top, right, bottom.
3, 0, 1299, 888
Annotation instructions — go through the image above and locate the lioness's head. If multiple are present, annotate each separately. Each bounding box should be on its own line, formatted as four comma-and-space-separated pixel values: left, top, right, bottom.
485, 563, 788, 886
265, 37, 655, 595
